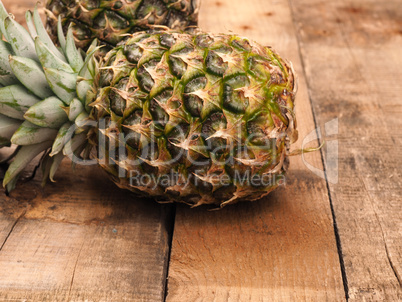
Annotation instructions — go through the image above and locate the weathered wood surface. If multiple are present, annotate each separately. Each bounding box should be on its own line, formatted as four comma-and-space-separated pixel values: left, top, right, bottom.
1, 0, 401, 301
0, 159, 173, 302
166, 0, 346, 301
289, 0, 402, 300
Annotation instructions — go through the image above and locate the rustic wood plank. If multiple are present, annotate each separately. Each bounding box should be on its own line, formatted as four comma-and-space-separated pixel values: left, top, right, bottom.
0, 160, 173, 302
289, 0, 402, 300
0, 190, 27, 250
166, 0, 346, 301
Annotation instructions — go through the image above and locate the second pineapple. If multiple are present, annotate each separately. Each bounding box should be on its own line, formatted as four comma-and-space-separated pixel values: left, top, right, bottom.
46, 0, 200, 50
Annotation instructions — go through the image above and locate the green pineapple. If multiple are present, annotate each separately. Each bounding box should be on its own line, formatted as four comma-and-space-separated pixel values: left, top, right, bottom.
0, 2, 299, 207
46, 0, 201, 51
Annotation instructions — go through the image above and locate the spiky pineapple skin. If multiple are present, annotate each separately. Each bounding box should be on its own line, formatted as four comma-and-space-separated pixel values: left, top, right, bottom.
46, 0, 200, 50
88, 30, 297, 207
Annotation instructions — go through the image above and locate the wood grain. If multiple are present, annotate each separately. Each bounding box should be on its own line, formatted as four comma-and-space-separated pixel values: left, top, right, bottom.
0, 159, 173, 301
289, 0, 402, 300
1, 0, 400, 300
166, 0, 346, 301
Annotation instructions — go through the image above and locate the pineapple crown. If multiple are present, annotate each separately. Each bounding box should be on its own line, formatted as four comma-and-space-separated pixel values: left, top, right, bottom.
0, 1, 98, 192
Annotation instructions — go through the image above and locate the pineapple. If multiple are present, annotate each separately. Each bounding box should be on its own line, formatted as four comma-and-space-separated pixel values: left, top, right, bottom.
45, 0, 201, 51
0, 2, 299, 207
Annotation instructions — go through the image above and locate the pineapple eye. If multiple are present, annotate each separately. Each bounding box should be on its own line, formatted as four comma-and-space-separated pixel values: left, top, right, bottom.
232, 146, 256, 162
124, 43, 144, 63
140, 142, 159, 175
246, 121, 267, 146
109, 90, 126, 116
222, 74, 250, 114
247, 56, 270, 81
71, 23, 91, 41
202, 112, 227, 134
160, 34, 176, 48
231, 38, 252, 52
124, 109, 143, 126
141, 142, 159, 161
94, 11, 129, 30
109, 77, 129, 116
201, 112, 228, 155
168, 56, 187, 78
122, 109, 143, 149
246, 112, 275, 146
194, 34, 214, 48
166, 123, 190, 160
136, 0, 166, 21
167, 123, 189, 140
206, 50, 227, 77
183, 94, 202, 117
136, 66, 155, 92
154, 88, 173, 104
168, 46, 193, 78
99, 68, 114, 87
183, 76, 207, 117
185, 76, 207, 92
149, 99, 169, 128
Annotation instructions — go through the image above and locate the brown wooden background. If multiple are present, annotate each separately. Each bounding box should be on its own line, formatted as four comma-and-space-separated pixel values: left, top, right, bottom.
0, 0, 401, 301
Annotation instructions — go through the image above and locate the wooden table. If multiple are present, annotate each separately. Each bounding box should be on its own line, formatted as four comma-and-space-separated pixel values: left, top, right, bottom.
0, 0, 401, 301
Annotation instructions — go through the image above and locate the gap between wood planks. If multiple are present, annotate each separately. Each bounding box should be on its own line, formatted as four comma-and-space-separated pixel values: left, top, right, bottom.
287, 0, 350, 299
0, 210, 26, 252
163, 205, 177, 301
